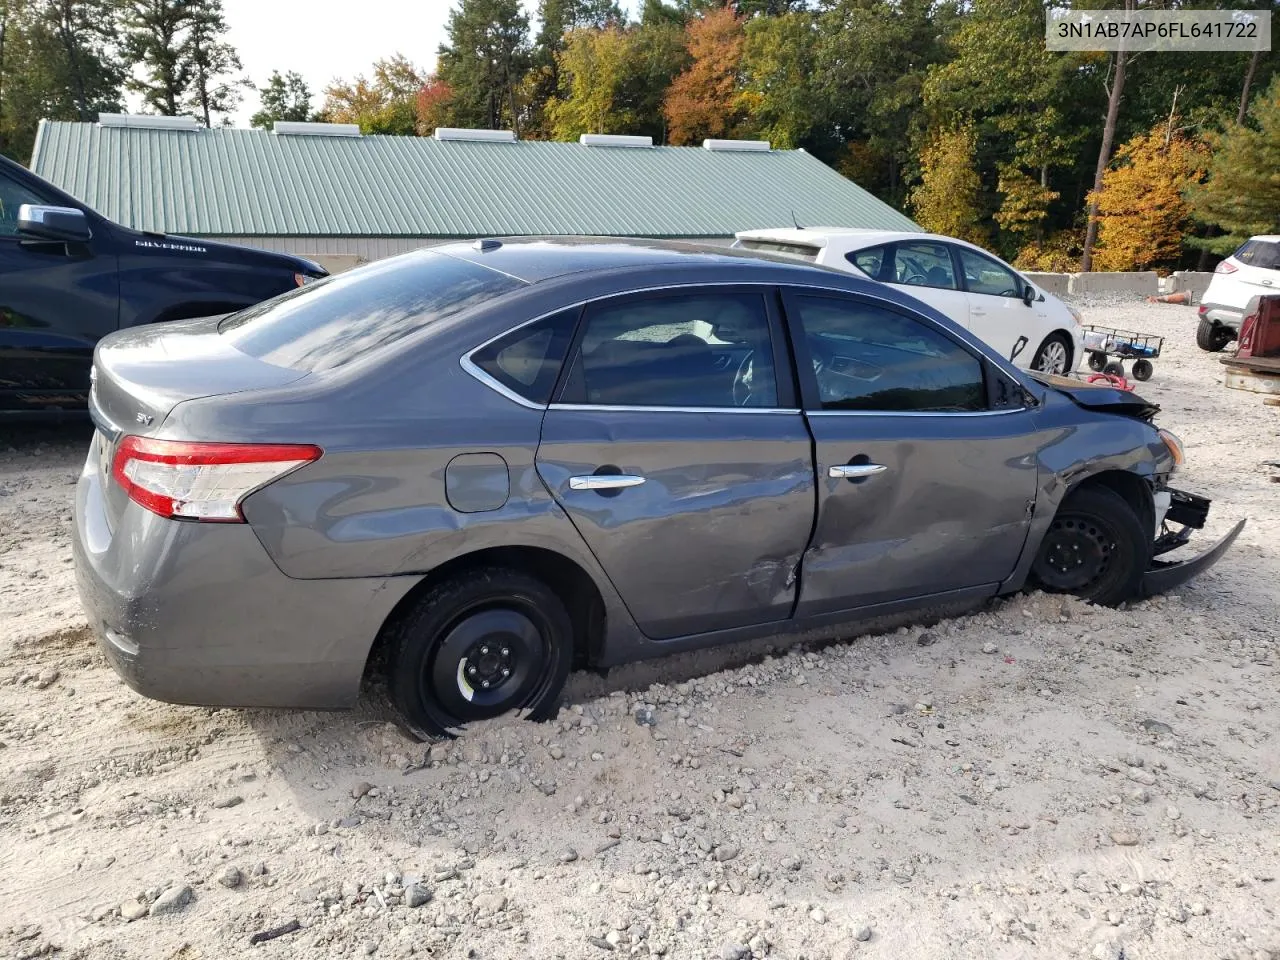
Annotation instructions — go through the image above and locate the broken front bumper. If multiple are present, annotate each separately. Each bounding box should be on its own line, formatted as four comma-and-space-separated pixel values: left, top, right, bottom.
1140, 488, 1245, 597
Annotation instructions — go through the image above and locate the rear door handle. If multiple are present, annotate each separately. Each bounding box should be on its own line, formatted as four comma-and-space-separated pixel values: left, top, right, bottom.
569, 474, 646, 490
828, 463, 887, 479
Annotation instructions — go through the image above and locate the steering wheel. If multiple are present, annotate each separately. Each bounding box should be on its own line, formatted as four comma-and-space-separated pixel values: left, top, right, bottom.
902, 273, 927, 285
732, 350, 755, 406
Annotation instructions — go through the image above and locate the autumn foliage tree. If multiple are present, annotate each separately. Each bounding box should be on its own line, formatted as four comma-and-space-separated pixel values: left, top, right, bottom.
415, 77, 454, 135
546, 26, 633, 137
322, 55, 426, 135
910, 125, 986, 245
1190, 75, 1280, 253
1090, 121, 1207, 272
662, 5, 747, 146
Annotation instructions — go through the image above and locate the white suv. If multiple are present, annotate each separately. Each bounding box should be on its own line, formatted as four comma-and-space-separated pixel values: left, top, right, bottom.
734, 228, 1085, 374
1198, 236, 1280, 352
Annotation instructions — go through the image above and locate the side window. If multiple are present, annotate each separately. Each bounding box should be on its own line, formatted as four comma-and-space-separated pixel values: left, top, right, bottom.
1236, 239, 1280, 270
470, 309, 578, 405
791, 295, 986, 413
847, 245, 886, 280
891, 241, 957, 289
0, 174, 47, 238
559, 291, 778, 408
957, 248, 1021, 297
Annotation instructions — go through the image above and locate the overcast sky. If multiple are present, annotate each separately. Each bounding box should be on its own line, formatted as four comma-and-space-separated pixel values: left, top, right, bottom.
219, 0, 640, 127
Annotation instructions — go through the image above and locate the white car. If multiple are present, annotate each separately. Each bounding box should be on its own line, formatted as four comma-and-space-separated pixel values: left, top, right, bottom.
1197, 235, 1280, 352
733, 228, 1085, 374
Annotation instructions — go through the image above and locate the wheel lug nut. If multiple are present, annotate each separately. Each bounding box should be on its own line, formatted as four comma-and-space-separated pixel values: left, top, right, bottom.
502, 667, 510, 677
480, 645, 489, 655
467, 664, 477, 675
501, 647, 509, 656
481, 680, 490, 688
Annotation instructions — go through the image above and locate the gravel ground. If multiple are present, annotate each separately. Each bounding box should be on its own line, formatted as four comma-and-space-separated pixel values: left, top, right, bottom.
1, 300, 1277, 960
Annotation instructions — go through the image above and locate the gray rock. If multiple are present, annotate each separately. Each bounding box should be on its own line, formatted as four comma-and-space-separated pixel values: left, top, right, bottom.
34, 669, 59, 689
405, 883, 432, 908
854, 925, 873, 942
1165, 804, 1182, 820
981, 642, 998, 654
1140, 718, 1174, 736
587, 935, 615, 951
473, 892, 507, 914
634, 707, 656, 727
558, 847, 579, 863
216, 865, 242, 888
211, 794, 243, 809
1110, 831, 1140, 847
120, 899, 147, 922
351, 781, 374, 799
916, 631, 938, 647
149, 884, 193, 916
713, 843, 740, 862
721, 944, 750, 960
1126, 768, 1157, 786
810, 907, 827, 924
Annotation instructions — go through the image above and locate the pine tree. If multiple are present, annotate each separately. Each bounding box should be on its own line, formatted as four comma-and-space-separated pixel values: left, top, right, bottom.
121, 0, 195, 117
437, 0, 531, 132
250, 70, 313, 128
1191, 75, 1280, 252
184, 0, 243, 126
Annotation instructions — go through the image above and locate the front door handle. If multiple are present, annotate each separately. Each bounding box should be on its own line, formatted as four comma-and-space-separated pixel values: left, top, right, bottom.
828, 463, 887, 479
569, 474, 646, 490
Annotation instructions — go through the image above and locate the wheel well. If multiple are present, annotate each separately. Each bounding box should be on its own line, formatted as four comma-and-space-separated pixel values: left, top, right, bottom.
1068, 470, 1153, 537
364, 547, 606, 682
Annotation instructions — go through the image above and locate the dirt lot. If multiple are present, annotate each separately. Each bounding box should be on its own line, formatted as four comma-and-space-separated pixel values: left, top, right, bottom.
1, 301, 1277, 960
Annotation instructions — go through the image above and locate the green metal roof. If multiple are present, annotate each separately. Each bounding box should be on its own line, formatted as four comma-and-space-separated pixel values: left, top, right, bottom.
30, 120, 918, 239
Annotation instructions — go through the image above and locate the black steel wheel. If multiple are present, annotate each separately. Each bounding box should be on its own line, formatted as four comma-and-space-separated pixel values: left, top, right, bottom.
1031, 486, 1150, 606
1131, 358, 1153, 381
1103, 360, 1125, 377
1087, 351, 1108, 372
388, 568, 573, 738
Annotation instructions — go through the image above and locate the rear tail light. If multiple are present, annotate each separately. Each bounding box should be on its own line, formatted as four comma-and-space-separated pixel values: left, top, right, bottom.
112, 437, 321, 522
1214, 260, 1238, 274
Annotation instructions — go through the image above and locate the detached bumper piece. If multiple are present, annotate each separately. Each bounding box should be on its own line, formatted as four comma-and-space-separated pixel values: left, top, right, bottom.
1140, 487, 1245, 597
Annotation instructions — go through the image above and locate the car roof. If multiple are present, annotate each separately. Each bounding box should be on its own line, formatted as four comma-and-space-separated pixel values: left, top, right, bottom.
432, 235, 845, 284
1241, 235, 1280, 243
735, 227, 925, 248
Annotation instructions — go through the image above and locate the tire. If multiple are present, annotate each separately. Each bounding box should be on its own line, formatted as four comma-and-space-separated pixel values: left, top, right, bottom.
1030, 333, 1073, 375
1103, 360, 1125, 377
1131, 359, 1153, 381
1196, 318, 1234, 352
1087, 351, 1107, 372
388, 568, 573, 738
1031, 486, 1151, 606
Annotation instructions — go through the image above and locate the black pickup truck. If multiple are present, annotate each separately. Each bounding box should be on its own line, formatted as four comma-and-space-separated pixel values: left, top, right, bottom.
0, 153, 327, 417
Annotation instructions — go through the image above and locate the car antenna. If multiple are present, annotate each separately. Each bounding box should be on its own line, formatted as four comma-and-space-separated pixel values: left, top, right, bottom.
791, 210, 803, 230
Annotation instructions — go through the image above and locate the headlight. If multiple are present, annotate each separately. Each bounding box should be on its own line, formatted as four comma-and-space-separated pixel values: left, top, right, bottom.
1158, 429, 1185, 470
1066, 304, 1083, 325
294, 272, 319, 287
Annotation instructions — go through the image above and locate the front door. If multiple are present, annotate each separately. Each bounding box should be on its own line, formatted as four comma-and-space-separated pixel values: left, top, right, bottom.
535, 287, 815, 640
954, 245, 1042, 365
781, 289, 1040, 616
0, 171, 118, 413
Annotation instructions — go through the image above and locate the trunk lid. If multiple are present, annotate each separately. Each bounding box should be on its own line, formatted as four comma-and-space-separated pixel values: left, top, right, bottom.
1027, 371, 1160, 422
89, 315, 309, 528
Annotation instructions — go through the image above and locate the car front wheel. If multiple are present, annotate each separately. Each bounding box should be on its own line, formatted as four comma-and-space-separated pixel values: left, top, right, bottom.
1031, 333, 1073, 375
1031, 486, 1151, 606
388, 568, 573, 738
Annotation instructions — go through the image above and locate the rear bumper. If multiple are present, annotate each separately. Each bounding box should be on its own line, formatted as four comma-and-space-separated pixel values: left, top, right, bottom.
1139, 486, 1244, 597
72, 442, 418, 709
1200, 303, 1244, 330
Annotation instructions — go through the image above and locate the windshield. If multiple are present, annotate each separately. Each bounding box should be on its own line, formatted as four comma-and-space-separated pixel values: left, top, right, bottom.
219, 250, 524, 373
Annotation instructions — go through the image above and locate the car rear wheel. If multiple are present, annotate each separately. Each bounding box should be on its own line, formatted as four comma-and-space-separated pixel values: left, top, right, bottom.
1196, 318, 1234, 352
388, 568, 573, 738
1031, 333, 1072, 375
1031, 486, 1151, 606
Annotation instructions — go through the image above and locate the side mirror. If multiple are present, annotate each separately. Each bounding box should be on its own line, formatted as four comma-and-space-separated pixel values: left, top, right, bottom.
17, 204, 92, 243
1022, 282, 1037, 307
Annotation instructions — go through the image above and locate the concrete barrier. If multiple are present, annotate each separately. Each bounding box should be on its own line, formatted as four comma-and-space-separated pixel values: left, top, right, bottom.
1025, 272, 1071, 296
1167, 271, 1214, 300
1067, 271, 1159, 296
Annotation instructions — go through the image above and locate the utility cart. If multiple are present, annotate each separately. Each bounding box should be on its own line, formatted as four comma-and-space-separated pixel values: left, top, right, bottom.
1082, 325, 1164, 381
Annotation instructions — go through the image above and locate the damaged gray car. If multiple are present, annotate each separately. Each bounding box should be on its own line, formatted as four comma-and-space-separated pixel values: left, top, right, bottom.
73, 238, 1244, 736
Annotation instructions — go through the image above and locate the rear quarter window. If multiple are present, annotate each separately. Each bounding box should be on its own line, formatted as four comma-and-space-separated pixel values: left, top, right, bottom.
219, 251, 523, 372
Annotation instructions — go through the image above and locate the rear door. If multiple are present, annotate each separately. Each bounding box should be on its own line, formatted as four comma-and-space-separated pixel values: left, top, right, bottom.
0, 169, 119, 413
780, 288, 1039, 616
534, 287, 815, 640
857, 240, 971, 329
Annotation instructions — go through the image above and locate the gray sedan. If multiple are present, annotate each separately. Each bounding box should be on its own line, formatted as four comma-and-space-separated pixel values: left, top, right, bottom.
73, 238, 1242, 736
